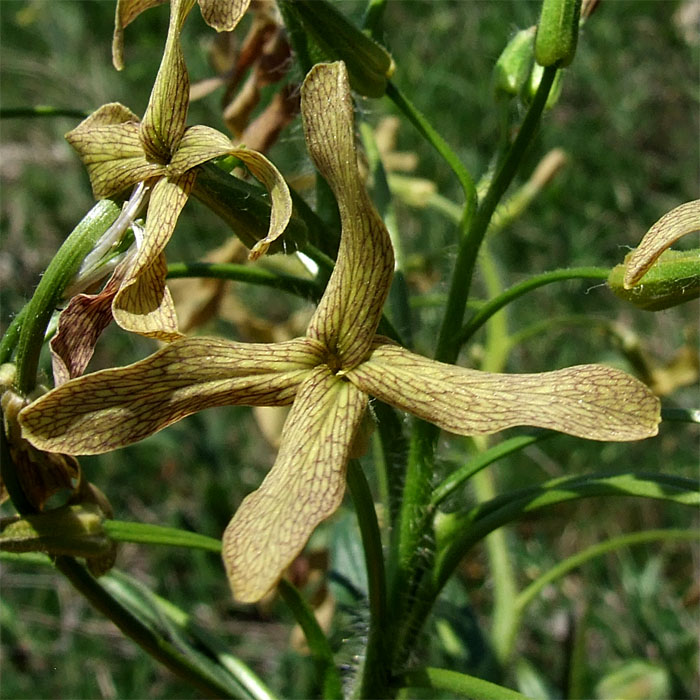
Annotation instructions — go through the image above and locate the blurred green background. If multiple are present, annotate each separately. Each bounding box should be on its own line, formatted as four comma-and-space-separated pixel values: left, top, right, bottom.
1, 1, 698, 697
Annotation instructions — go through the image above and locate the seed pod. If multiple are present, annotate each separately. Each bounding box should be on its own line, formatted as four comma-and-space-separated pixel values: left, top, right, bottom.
535, 0, 582, 67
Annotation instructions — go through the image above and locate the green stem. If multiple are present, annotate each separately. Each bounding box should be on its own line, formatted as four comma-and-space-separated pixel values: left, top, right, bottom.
53, 556, 238, 698
14, 200, 121, 396
103, 520, 222, 553
459, 267, 610, 347
346, 459, 389, 699
386, 81, 477, 211
277, 579, 343, 700
0, 306, 28, 364
436, 66, 558, 365
0, 106, 90, 119
398, 667, 532, 700
166, 261, 320, 301
362, 0, 388, 36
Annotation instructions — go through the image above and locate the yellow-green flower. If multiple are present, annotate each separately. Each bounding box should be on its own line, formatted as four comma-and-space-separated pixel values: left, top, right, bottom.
69, 0, 291, 340
20, 62, 660, 603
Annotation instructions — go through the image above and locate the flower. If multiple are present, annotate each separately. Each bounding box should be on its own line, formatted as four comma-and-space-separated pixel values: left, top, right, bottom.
20, 62, 660, 603
66, 0, 291, 342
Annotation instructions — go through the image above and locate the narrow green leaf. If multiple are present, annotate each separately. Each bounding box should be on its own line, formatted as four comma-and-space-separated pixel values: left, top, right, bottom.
103, 520, 222, 552
400, 667, 533, 700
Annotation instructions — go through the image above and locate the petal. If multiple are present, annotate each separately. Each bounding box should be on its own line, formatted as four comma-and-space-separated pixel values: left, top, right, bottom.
301, 62, 394, 367
139, 0, 195, 162
222, 365, 368, 602
171, 128, 293, 260
198, 0, 251, 32
112, 172, 195, 339
19, 336, 323, 455
50, 275, 121, 386
112, 0, 168, 70
346, 342, 661, 442
624, 199, 700, 288
65, 104, 162, 198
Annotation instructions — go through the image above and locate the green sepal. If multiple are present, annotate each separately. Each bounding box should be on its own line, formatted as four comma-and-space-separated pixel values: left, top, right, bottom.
279, 0, 394, 97
608, 248, 700, 311
525, 62, 564, 109
191, 162, 308, 255
535, 0, 582, 68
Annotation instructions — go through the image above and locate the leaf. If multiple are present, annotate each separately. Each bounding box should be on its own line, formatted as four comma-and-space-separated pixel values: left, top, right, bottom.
19, 336, 322, 454
222, 365, 367, 602
301, 62, 394, 367
347, 341, 660, 441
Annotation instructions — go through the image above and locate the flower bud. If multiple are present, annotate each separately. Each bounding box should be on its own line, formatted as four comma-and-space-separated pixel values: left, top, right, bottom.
608, 249, 700, 311
535, 0, 582, 68
494, 26, 536, 97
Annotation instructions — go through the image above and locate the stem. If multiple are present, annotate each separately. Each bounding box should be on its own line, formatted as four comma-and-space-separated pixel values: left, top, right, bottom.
278, 579, 343, 700
0, 306, 28, 364
386, 81, 477, 212
53, 556, 238, 698
459, 266, 610, 347
0, 106, 90, 119
346, 459, 390, 699
436, 66, 558, 365
166, 261, 320, 301
14, 200, 121, 396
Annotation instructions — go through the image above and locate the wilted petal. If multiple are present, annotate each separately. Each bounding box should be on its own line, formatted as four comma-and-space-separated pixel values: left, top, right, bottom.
66, 104, 162, 198
347, 342, 660, 441
112, 172, 195, 339
301, 62, 394, 366
139, 0, 195, 163
222, 365, 367, 602
112, 0, 168, 70
624, 199, 700, 288
19, 336, 323, 455
51, 275, 122, 385
198, 0, 251, 32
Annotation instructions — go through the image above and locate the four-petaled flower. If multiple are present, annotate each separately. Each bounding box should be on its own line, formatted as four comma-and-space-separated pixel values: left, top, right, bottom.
65, 0, 290, 343
20, 62, 660, 603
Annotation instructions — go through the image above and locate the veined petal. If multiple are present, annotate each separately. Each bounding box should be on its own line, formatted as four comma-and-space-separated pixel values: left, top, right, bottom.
624, 199, 700, 288
50, 275, 121, 385
301, 62, 394, 367
198, 0, 251, 32
113, 0, 168, 70
222, 365, 367, 602
19, 336, 323, 455
139, 0, 194, 162
171, 128, 293, 259
347, 342, 660, 441
112, 172, 195, 338
66, 104, 162, 198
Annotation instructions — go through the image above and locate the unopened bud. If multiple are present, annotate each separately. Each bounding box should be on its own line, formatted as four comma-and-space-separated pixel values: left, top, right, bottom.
535, 0, 582, 68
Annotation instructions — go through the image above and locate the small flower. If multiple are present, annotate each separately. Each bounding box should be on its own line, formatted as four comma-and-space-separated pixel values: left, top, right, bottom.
67, 0, 291, 341
20, 62, 660, 603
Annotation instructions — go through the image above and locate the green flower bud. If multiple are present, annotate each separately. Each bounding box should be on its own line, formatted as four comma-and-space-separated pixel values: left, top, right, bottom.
494, 26, 536, 97
608, 248, 700, 311
535, 0, 582, 68
280, 0, 395, 98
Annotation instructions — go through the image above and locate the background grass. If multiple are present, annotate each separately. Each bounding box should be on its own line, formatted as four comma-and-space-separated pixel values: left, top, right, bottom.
1, 1, 698, 697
